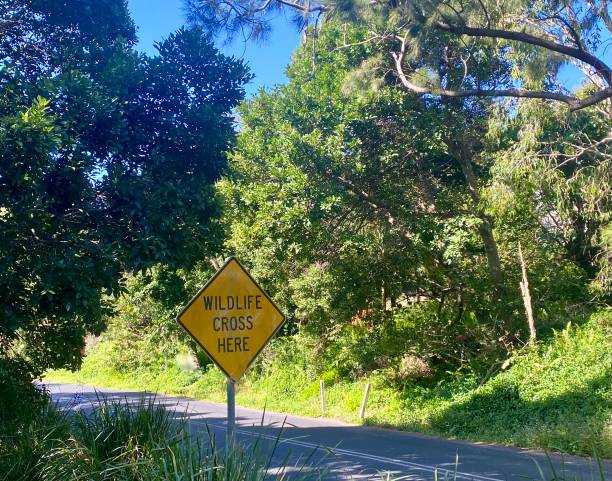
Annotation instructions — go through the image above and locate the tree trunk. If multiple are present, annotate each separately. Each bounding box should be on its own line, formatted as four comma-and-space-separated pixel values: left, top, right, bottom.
567, 212, 599, 278
478, 217, 504, 288
451, 141, 505, 289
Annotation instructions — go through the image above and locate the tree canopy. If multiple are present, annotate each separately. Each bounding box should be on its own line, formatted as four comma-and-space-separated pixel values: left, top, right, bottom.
0, 0, 250, 421
1, 0, 610, 447
186, 0, 612, 110
216, 19, 608, 380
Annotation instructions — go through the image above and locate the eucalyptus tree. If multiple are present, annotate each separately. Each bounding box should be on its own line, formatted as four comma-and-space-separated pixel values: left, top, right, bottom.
487, 99, 611, 293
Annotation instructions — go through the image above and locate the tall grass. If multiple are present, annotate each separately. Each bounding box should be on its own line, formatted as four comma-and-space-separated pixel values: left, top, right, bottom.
1, 395, 325, 481
0, 402, 70, 481
528, 452, 608, 481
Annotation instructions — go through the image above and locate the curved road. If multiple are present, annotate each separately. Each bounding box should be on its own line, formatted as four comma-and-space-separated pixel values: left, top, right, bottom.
46, 383, 610, 481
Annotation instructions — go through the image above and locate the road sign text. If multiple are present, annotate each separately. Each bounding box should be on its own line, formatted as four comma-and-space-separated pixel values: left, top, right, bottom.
176, 257, 285, 381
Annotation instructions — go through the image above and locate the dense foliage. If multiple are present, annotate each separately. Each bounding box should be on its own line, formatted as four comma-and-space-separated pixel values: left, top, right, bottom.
0, 0, 249, 429
218, 22, 608, 371
2, 0, 611, 462
49, 19, 611, 457
187, 0, 612, 110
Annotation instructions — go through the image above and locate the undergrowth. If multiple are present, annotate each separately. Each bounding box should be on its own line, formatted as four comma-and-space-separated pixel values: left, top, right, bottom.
47, 309, 612, 458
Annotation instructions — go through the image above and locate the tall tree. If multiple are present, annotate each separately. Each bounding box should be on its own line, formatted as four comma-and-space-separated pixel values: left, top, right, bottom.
487, 98, 611, 287
221, 22, 515, 341
0, 0, 250, 421
187, 0, 612, 289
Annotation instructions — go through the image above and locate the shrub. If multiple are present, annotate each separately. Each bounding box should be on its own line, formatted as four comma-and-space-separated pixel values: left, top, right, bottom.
430, 309, 612, 456
0, 356, 48, 435
319, 302, 503, 383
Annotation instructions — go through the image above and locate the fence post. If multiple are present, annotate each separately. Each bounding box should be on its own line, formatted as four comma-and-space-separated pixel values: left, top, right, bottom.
359, 382, 371, 420
320, 380, 326, 414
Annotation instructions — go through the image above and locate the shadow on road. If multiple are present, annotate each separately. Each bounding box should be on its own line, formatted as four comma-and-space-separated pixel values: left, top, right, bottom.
47, 384, 611, 481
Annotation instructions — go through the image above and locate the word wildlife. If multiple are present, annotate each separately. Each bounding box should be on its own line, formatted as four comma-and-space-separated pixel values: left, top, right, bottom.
202, 295, 264, 353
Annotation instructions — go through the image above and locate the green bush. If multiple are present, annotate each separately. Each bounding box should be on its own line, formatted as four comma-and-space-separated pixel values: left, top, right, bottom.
0, 356, 48, 435
429, 309, 612, 455
319, 302, 502, 383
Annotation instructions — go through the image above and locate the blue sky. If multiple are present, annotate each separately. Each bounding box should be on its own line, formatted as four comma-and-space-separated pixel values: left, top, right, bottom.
128, 0, 609, 95
128, 0, 300, 97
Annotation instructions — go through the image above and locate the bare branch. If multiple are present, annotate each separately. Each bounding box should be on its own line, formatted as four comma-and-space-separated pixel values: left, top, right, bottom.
568, 87, 612, 110
571, 59, 608, 90
250, 0, 275, 13
544, 132, 612, 164
552, 13, 585, 50
334, 34, 381, 50
603, 2, 612, 34
276, 0, 327, 13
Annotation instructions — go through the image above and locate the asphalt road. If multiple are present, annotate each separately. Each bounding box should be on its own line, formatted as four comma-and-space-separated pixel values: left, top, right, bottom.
46, 383, 610, 481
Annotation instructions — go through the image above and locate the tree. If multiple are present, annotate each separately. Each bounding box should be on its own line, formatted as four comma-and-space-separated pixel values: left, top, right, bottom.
0, 0, 250, 423
188, 0, 612, 293
189, 0, 511, 290
186, 0, 612, 111
487, 97, 611, 290
221, 22, 518, 348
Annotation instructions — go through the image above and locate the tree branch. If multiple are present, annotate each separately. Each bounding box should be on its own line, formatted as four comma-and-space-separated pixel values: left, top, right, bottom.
275, 0, 327, 13
435, 20, 612, 85
251, 0, 275, 13
319, 167, 415, 240
194, 0, 612, 110
585, 0, 612, 35
391, 35, 612, 111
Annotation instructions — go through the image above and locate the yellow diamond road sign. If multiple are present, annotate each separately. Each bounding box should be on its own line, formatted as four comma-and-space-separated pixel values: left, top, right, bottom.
176, 257, 285, 381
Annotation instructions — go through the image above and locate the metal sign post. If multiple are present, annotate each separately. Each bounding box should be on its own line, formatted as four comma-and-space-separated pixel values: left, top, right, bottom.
225, 257, 236, 444
227, 379, 235, 441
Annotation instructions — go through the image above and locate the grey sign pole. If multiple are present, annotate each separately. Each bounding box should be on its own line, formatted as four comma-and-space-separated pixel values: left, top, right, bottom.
224, 256, 236, 443
227, 378, 236, 442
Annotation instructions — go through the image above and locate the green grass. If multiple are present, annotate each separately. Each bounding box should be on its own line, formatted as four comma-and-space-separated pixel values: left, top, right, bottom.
47, 310, 612, 458
0, 394, 326, 481
0, 402, 70, 481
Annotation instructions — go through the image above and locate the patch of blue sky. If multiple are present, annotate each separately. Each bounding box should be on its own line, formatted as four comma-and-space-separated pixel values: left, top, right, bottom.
128, 0, 300, 97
